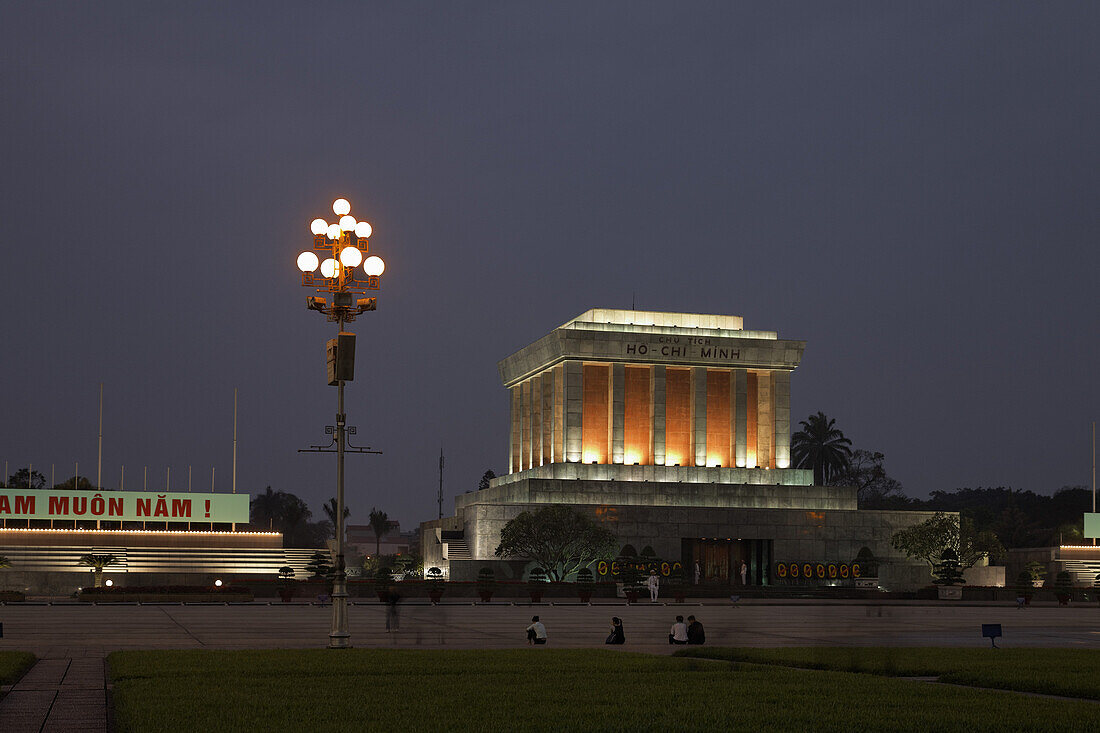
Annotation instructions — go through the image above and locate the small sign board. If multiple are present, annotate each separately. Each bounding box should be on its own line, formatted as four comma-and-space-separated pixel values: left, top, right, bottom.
1084, 513, 1100, 539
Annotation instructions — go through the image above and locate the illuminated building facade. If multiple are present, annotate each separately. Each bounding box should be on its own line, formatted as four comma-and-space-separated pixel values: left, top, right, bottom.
423, 309, 943, 590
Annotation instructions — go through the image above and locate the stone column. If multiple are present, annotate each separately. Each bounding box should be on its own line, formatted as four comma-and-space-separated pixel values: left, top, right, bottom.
564, 360, 583, 462
774, 370, 791, 469
757, 371, 774, 469
553, 365, 564, 463
734, 369, 747, 468
692, 367, 707, 467
530, 374, 542, 468
611, 363, 625, 463
541, 374, 554, 467
651, 365, 666, 466
521, 380, 531, 471
510, 386, 520, 474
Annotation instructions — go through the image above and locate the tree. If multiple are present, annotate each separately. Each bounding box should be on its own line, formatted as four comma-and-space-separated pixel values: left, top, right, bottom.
830, 450, 903, 506
890, 512, 1005, 570
479, 470, 496, 491
7, 468, 46, 489
368, 508, 391, 557
250, 486, 286, 530
494, 506, 617, 581
79, 554, 119, 588
790, 412, 852, 485
52, 475, 92, 491
932, 548, 965, 586
323, 498, 350, 538
306, 551, 333, 579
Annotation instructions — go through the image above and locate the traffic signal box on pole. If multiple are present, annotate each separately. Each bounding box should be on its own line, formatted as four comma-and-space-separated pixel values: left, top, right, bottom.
326, 332, 356, 385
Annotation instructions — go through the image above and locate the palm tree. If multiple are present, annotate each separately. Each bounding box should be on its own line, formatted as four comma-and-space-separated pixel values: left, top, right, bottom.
368, 508, 390, 557
790, 411, 853, 485
0, 555, 10, 591
323, 498, 350, 538
250, 486, 286, 530
79, 553, 119, 588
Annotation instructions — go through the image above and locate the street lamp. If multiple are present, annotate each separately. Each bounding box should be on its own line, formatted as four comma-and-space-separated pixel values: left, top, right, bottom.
296, 197, 385, 649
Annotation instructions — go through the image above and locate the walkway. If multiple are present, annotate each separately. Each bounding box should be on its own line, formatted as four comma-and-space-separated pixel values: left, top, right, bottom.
0, 656, 106, 733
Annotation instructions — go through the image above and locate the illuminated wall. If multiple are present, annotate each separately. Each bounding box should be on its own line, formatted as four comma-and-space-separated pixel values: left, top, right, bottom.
581, 364, 610, 463
705, 369, 731, 467
623, 366, 652, 465
664, 368, 692, 466
746, 372, 758, 468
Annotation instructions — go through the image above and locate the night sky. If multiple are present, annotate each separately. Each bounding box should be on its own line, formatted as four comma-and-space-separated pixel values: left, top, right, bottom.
2, 3, 1097, 531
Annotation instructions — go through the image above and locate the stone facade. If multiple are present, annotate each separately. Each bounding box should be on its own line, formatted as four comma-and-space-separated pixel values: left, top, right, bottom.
420, 309, 941, 590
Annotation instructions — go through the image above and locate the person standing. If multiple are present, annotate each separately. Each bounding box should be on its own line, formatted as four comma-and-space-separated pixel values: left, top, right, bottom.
687, 615, 705, 645
605, 616, 625, 645
740, 560, 748, 586
694, 560, 701, 584
669, 615, 689, 645
646, 570, 660, 602
526, 615, 547, 645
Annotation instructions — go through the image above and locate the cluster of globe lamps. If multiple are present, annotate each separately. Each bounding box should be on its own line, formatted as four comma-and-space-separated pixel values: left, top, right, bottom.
296, 198, 385, 280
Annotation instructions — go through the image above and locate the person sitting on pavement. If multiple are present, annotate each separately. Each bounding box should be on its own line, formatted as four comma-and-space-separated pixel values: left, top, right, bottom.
669, 615, 689, 645
526, 615, 547, 645
605, 616, 625, 645
686, 615, 705, 645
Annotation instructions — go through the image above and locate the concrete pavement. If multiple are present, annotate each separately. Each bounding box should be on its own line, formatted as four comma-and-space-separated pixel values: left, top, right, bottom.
1, 599, 1098, 656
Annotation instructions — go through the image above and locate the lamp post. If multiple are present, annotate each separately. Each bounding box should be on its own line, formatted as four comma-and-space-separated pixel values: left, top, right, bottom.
296, 197, 385, 649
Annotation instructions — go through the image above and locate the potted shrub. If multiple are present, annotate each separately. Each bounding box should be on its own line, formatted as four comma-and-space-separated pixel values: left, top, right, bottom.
576, 567, 595, 603
277, 566, 297, 603
528, 567, 548, 602
1053, 570, 1073, 606
477, 567, 496, 602
933, 548, 965, 600
1026, 561, 1047, 589
375, 567, 394, 601
425, 567, 444, 603
619, 561, 642, 603
1015, 570, 1035, 606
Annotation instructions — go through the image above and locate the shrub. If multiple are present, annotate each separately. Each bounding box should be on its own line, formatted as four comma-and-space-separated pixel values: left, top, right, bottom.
932, 549, 965, 586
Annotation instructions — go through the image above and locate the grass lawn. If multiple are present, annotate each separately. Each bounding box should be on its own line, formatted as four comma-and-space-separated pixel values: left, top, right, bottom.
675, 647, 1100, 701
0, 651, 35, 685
109, 649, 1100, 732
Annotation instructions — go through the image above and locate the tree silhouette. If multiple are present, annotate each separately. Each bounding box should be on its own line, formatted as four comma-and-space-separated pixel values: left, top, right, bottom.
323, 498, 350, 538
790, 412, 852, 485
368, 508, 391, 557
7, 468, 46, 489
479, 470, 496, 491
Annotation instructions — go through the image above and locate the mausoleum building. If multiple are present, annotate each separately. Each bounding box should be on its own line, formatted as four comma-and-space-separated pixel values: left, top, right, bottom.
422, 309, 940, 590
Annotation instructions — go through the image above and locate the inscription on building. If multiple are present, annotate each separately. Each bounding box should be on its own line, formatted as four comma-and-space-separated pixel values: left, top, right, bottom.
624, 339, 741, 362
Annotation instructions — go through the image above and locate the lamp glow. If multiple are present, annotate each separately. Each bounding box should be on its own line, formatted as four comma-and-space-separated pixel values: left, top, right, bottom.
340, 246, 363, 267
105, 579, 113, 587
297, 251, 319, 273
333, 198, 351, 216
320, 258, 339, 278
339, 215, 356, 231
326, 223, 341, 240
310, 218, 328, 235
363, 255, 385, 276
355, 221, 372, 238
214, 579, 223, 587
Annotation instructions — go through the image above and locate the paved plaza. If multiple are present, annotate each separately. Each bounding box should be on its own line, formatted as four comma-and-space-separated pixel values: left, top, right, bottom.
1, 599, 1098, 656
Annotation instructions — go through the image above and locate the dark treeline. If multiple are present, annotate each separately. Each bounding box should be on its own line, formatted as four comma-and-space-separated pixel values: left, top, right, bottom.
863, 486, 1091, 549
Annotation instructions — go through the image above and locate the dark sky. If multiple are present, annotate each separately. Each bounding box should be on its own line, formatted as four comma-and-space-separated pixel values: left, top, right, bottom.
2, 3, 1097, 531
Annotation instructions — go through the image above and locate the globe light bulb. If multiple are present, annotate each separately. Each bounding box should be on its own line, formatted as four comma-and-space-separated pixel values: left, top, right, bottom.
355, 221, 372, 238
310, 218, 328, 235
105, 579, 113, 587
340, 246, 363, 267
326, 223, 341, 240
320, 258, 339, 278
332, 198, 351, 216
339, 215, 356, 231
214, 579, 223, 587
363, 255, 385, 276
297, 251, 319, 273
